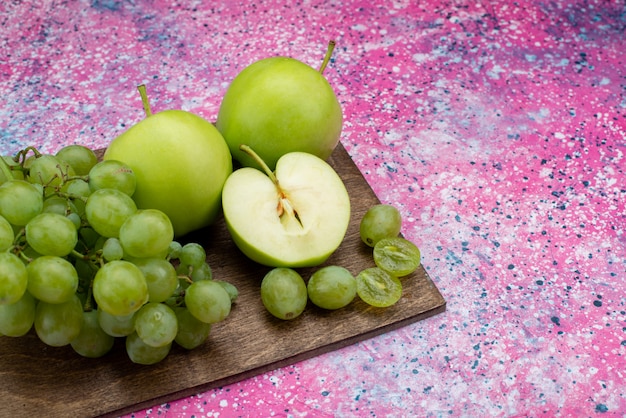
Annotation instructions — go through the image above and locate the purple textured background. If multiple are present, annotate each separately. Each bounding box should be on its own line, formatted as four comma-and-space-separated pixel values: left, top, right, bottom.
2, 0, 625, 416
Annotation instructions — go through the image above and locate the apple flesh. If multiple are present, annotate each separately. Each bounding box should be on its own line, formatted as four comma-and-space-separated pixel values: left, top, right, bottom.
222, 148, 350, 268
104, 89, 232, 237
216, 41, 342, 171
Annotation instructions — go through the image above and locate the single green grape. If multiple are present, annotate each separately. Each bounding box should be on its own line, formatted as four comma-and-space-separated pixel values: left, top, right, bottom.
126, 332, 171, 365
132, 258, 179, 303
93, 260, 149, 316
42, 196, 77, 217
216, 280, 238, 303
260, 268, 307, 320
27, 154, 75, 188
174, 306, 211, 350
359, 204, 402, 247
119, 209, 174, 259
85, 188, 137, 238
176, 263, 192, 283
373, 236, 421, 277
0, 252, 28, 305
88, 159, 136, 196
167, 241, 183, 260
356, 267, 402, 308
179, 243, 206, 268
185, 280, 232, 324
134, 302, 178, 348
0, 179, 44, 226
0, 291, 36, 336
0, 155, 24, 183
0, 215, 14, 252
66, 212, 82, 229
190, 262, 212, 282
34, 294, 84, 347
307, 265, 357, 310
55, 144, 98, 176
70, 310, 115, 358
61, 178, 91, 199
102, 237, 124, 261
26, 255, 78, 304
25, 212, 78, 257
97, 308, 136, 337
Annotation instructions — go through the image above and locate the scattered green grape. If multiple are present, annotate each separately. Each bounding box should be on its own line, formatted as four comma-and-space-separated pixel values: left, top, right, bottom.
185, 280, 232, 324
373, 236, 421, 277
260, 268, 307, 320
307, 265, 357, 310
26, 256, 78, 304
355, 267, 402, 308
0, 179, 44, 226
70, 310, 115, 358
25, 212, 78, 257
359, 204, 402, 247
119, 209, 174, 259
88, 159, 136, 196
134, 302, 178, 348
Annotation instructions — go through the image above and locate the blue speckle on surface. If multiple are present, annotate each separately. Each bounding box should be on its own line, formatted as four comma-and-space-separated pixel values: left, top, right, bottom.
595, 404, 609, 413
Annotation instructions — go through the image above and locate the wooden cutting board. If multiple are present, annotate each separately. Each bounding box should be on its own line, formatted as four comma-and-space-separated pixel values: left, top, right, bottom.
0, 143, 446, 418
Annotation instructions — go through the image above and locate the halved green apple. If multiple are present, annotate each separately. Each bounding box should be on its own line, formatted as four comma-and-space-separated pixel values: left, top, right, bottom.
222, 146, 350, 268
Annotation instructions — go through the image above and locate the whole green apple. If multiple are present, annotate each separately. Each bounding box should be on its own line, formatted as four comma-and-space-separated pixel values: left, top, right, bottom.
216, 41, 342, 171
104, 86, 232, 237
222, 145, 350, 268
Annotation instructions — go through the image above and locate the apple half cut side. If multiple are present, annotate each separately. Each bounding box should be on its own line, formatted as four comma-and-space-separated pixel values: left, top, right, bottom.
221, 150, 351, 268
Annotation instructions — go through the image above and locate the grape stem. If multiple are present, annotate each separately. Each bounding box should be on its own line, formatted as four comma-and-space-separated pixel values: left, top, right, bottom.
83, 283, 94, 312
319, 40, 336, 74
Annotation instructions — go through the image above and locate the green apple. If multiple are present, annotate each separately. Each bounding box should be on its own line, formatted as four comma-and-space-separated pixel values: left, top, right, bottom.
104, 85, 232, 237
222, 145, 350, 268
216, 41, 342, 171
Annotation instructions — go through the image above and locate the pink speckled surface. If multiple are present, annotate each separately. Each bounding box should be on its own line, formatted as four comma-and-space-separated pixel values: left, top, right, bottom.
2, 0, 625, 416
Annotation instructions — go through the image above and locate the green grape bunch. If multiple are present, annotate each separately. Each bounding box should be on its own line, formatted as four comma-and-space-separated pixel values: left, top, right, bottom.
0, 145, 237, 365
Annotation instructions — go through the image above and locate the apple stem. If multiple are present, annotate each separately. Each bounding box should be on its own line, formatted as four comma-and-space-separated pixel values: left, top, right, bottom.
137, 84, 153, 117
239, 144, 278, 185
319, 40, 336, 74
